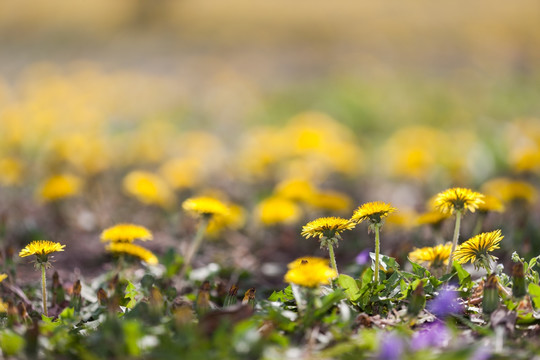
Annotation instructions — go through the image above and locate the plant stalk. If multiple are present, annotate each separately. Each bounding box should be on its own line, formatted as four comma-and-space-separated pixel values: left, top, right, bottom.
179, 217, 209, 279
327, 242, 339, 276
374, 225, 381, 284
446, 211, 462, 274
41, 264, 48, 317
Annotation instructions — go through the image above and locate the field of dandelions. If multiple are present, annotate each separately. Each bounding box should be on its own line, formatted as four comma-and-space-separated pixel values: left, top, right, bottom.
2, 2, 540, 359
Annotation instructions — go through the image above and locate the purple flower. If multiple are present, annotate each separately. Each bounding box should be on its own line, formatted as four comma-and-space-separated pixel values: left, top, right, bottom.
378, 332, 404, 360
470, 346, 491, 360
356, 249, 371, 266
427, 287, 463, 318
411, 321, 449, 350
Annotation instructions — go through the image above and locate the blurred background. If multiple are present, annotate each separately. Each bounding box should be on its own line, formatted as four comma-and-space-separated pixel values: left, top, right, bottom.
1, 0, 540, 281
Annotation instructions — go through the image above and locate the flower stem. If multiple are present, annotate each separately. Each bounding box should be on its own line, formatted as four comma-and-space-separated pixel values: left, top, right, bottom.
374, 224, 381, 284
472, 213, 485, 236
41, 264, 48, 317
446, 211, 462, 274
327, 243, 339, 276
179, 217, 209, 279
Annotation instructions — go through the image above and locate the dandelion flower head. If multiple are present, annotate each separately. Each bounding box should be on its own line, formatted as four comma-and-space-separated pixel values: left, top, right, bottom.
256, 196, 302, 226
477, 194, 505, 213
37, 174, 82, 202
306, 189, 352, 213
123, 170, 174, 209
351, 201, 396, 225
106, 242, 158, 265
0, 157, 23, 186
182, 196, 230, 218
284, 257, 337, 288
415, 210, 451, 227
19, 240, 65, 265
434, 187, 484, 215
275, 178, 316, 203
206, 203, 246, 237
0, 300, 7, 313
0, 273, 7, 283
19, 240, 65, 258
159, 157, 202, 190
100, 223, 153, 243
409, 243, 452, 268
301, 217, 356, 240
482, 178, 537, 205
453, 230, 503, 269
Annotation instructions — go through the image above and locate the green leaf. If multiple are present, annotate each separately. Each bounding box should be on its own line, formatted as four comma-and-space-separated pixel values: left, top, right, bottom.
360, 267, 373, 288
337, 274, 361, 302
0, 330, 25, 356
528, 283, 540, 309
125, 280, 141, 309
268, 286, 294, 302
409, 259, 430, 277
313, 290, 345, 318
370, 253, 399, 272
123, 320, 142, 356
59, 307, 75, 321
453, 262, 472, 288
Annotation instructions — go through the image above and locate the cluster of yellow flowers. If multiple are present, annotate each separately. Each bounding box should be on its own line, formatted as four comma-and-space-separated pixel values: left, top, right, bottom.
409, 187, 504, 273
101, 223, 158, 265
286, 200, 396, 286
256, 178, 353, 226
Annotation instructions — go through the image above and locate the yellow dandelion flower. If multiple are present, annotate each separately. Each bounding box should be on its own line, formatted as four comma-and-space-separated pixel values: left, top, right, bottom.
477, 194, 505, 213
301, 217, 356, 240
381, 126, 446, 180
453, 230, 503, 270
385, 209, 417, 231
206, 204, 246, 237
306, 190, 352, 212
433, 187, 484, 215
37, 174, 82, 202
0, 300, 8, 313
52, 133, 110, 175
284, 257, 337, 288
0, 273, 7, 283
256, 196, 302, 226
100, 223, 153, 243
182, 196, 230, 218
512, 147, 540, 173
482, 178, 537, 205
351, 201, 396, 225
159, 157, 202, 190
123, 170, 175, 208
287, 256, 329, 269
275, 178, 316, 203
0, 157, 23, 186
106, 242, 158, 265
415, 211, 450, 226
409, 243, 452, 268
19, 240, 65, 258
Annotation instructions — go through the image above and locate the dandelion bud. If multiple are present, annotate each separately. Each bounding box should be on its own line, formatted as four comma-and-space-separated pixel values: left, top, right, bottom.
196, 281, 211, 316
52, 271, 65, 306
173, 305, 194, 328
150, 287, 163, 307
6, 246, 14, 260
97, 288, 108, 306
224, 284, 239, 307
71, 280, 82, 311
512, 262, 527, 298
483, 274, 499, 315
242, 288, 256, 308
25, 319, 39, 358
